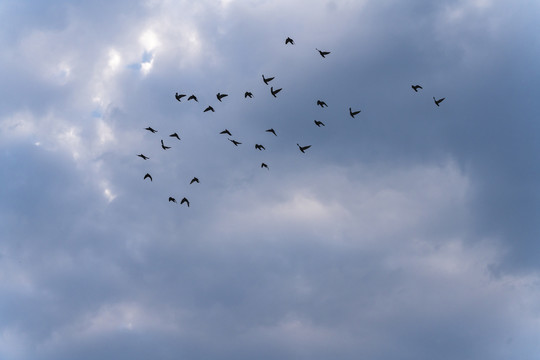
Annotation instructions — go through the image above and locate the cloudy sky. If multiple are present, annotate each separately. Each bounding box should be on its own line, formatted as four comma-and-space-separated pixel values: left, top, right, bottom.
1, 0, 540, 359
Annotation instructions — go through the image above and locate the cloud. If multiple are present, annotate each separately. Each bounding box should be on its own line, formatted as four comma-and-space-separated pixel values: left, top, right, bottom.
1, 0, 540, 359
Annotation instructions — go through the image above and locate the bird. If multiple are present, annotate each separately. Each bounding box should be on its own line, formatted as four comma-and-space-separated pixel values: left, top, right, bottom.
175, 92, 186, 102
411, 85, 423, 92
228, 138, 242, 146
144, 173, 152, 181
169, 132, 181, 140
204, 106, 215, 112
190, 177, 199, 184
145, 127, 157, 133
161, 139, 171, 150
217, 92, 228, 102
261, 163, 269, 169
314, 120, 325, 127
137, 154, 149, 160
433, 97, 445, 106
220, 129, 232, 136
349, 107, 361, 118
297, 143, 311, 153
316, 48, 330, 58
187, 94, 198, 102
168, 197, 177, 203
266, 128, 277, 136
262, 74, 274, 85
316, 100, 328, 108
285, 37, 294, 45
255, 144, 266, 150
271, 86, 282, 97
180, 197, 190, 207
244, 91, 253, 98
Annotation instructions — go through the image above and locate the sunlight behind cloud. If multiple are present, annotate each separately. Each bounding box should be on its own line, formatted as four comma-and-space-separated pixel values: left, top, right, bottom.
139, 29, 161, 52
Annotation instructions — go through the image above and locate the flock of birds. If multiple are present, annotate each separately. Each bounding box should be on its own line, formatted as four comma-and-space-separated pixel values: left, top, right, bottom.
136, 37, 445, 208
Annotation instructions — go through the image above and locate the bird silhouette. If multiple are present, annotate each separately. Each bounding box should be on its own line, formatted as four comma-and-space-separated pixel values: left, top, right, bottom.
271, 86, 282, 97
137, 154, 149, 160
285, 37, 294, 45
180, 197, 190, 207
220, 129, 232, 136
169, 197, 177, 203
244, 91, 253, 98
161, 139, 171, 150
262, 74, 274, 85
169, 132, 181, 140
261, 163, 269, 169
266, 128, 277, 136
255, 144, 266, 150
217, 92, 228, 102
349, 107, 361, 118
175, 93, 186, 102
228, 138, 242, 146
144, 173, 152, 181
317, 100, 328, 108
187, 94, 198, 102
190, 177, 199, 184
314, 120, 325, 127
433, 97, 445, 106
412, 85, 423, 92
204, 106, 215, 112
297, 143, 311, 153
316, 48, 330, 58
145, 127, 157, 133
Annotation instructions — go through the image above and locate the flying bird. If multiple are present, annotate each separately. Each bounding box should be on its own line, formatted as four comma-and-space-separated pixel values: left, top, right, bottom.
187, 94, 198, 102
261, 163, 269, 169
271, 86, 282, 97
144, 173, 152, 181
317, 100, 328, 108
244, 91, 253, 98
314, 120, 325, 127
190, 177, 199, 184
262, 74, 274, 85
412, 85, 423, 92
180, 197, 190, 207
316, 48, 330, 58
175, 92, 186, 102
255, 144, 266, 150
349, 107, 361, 118
265, 128, 277, 136
137, 154, 149, 160
145, 127, 157, 133
161, 139, 171, 150
204, 106, 215, 112
169, 132, 181, 140
285, 37, 294, 45
220, 129, 232, 136
228, 138, 242, 146
297, 143, 311, 153
433, 97, 445, 106
168, 197, 177, 203
217, 92, 228, 102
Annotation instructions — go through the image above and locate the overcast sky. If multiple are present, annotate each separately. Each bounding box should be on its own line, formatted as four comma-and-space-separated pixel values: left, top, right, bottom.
1, 0, 540, 359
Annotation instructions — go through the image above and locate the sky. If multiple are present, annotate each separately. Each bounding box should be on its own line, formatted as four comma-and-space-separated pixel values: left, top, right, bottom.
1, 0, 540, 359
